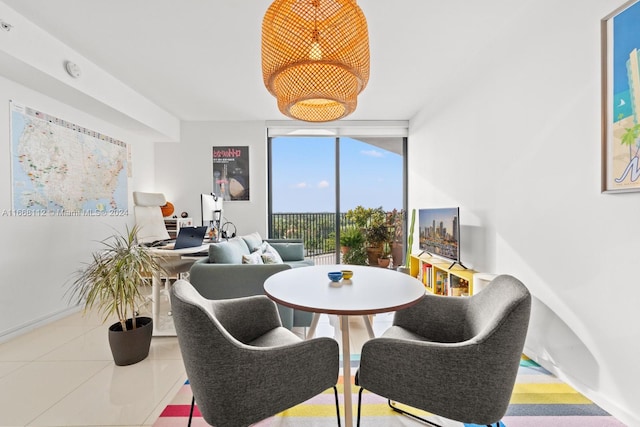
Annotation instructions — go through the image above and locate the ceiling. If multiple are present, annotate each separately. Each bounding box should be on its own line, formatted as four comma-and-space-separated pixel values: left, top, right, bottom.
1, 0, 517, 124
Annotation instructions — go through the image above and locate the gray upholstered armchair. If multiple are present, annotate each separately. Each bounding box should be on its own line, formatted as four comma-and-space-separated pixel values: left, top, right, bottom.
170, 279, 341, 427
355, 274, 531, 427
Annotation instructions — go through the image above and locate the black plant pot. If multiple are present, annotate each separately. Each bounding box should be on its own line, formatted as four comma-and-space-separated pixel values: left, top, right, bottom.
108, 317, 153, 366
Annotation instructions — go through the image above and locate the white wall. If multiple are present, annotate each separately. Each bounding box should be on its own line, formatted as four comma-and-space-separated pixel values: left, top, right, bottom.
0, 75, 156, 340
408, 0, 639, 425
154, 121, 269, 237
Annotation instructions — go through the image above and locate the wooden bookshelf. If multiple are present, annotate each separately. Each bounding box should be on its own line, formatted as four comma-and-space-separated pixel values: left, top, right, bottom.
409, 254, 476, 296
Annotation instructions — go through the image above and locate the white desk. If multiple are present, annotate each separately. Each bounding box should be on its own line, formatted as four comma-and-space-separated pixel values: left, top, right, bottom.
147, 244, 209, 336
264, 264, 425, 427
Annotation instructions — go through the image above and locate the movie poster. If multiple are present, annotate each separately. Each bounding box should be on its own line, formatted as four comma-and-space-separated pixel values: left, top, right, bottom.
212, 146, 250, 201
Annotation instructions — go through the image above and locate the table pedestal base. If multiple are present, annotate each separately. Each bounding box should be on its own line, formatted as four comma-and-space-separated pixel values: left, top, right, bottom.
306, 313, 375, 427
340, 315, 353, 427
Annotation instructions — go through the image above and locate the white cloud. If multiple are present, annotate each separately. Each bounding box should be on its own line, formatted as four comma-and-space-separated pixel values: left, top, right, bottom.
361, 149, 383, 158
317, 180, 330, 188
292, 182, 308, 189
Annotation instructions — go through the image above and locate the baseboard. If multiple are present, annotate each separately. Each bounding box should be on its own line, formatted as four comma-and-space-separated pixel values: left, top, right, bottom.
524, 346, 640, 427
0, 305, 81, 344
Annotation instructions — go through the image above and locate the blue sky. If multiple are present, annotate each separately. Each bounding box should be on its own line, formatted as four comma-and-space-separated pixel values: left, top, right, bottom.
613, 1, 640, 95
271, 137, 403, 213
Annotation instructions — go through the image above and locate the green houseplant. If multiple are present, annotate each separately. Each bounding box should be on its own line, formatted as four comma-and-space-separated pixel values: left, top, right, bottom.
387, 209, 405, 266
67, 226, 164, 366
340, 226, 365, 254
342, 244, 368, 265
364, 222, 390, 265
377, 241, 392, 268
345, 205, 390, 265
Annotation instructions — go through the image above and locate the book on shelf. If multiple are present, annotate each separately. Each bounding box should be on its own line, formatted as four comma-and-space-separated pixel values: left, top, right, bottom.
435, 270, 448, 295
421, 262, 432, 287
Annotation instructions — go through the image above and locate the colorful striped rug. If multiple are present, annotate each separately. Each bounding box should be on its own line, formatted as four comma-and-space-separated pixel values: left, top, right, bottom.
153, 358, 625, 427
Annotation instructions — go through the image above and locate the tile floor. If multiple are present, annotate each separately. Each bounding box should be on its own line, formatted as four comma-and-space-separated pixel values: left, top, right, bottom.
0, 292, 394, 427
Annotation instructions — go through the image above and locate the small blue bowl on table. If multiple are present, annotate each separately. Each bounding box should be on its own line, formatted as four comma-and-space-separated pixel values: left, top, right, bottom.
328, 271, 343, 282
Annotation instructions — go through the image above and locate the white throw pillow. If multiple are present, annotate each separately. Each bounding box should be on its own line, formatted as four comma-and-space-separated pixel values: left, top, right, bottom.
242, 250, 264, 265
260, 242, 284, 264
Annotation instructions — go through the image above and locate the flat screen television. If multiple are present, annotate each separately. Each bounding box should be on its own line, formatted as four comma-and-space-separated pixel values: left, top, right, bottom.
418, 207, 461, 266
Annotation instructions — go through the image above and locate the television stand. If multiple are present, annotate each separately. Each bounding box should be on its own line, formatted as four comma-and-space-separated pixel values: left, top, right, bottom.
448, 261, 468, 270
409, 254, 476, 296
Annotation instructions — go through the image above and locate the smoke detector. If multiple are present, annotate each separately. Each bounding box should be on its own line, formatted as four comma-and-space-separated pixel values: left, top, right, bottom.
64, 61, 81, 78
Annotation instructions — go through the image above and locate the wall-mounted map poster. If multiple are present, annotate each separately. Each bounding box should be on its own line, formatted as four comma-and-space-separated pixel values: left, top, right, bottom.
212, 146, 250, 201
8, 101, 128, 217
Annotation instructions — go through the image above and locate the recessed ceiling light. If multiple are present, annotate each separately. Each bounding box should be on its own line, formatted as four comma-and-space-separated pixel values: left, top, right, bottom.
0, 20, 12, 32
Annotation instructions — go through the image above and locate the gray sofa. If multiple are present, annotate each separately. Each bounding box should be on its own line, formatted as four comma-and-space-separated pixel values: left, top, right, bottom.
189, 232, 314, 329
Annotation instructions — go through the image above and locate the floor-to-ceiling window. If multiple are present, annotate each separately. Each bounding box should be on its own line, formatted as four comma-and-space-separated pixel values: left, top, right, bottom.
268, 124, 407, 266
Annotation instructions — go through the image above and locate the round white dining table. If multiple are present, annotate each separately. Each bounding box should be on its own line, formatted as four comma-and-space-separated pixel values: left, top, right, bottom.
263, 264, 425, 427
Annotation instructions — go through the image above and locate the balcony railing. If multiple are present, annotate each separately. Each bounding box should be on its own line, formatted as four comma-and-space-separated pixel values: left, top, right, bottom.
269, 211, 404, 266
270, 212, 352, 265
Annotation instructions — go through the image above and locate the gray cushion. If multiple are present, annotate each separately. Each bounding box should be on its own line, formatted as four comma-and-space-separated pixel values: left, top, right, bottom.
208, 238, 250, 264
268, 241, 304, 261
260, 242, 284, 264
241, 232, 264, 252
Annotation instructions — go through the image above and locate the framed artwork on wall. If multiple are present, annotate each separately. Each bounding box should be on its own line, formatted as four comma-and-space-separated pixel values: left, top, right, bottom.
601, 0, 640, 193
212, 146, 250, 201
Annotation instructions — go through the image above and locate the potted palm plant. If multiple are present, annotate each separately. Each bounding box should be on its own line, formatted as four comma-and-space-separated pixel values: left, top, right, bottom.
67, 226, 164, 366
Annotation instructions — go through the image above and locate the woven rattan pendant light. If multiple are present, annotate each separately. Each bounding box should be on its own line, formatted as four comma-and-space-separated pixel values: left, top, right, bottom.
262, 0, 370, 122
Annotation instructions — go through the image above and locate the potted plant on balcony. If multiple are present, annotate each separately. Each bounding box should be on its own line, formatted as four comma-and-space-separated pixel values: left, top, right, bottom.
67, 226, 164, 366
387, 209, 404, 266
343, 244, 368, 265
377, 242, 392, 268
364, 221, 390, 266
340, 226, 365, 254
345, 205, 376, 229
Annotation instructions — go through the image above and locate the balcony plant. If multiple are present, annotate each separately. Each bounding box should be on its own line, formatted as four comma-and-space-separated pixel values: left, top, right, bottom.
340, 226, 365, 254
342, 244, 368, 265
346, 205, 390, 265
67, 226, 165, 366
345, 205, 376, 229
364, 222, 390, 265
377, 241, 392, 268
387, 209, 404, 266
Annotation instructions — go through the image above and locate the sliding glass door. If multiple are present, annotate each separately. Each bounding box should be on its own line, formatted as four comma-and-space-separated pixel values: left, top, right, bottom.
269, 135, 406, 265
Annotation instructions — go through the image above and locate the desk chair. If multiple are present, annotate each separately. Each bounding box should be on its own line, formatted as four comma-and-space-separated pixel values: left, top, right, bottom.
133, 191, 193, 313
